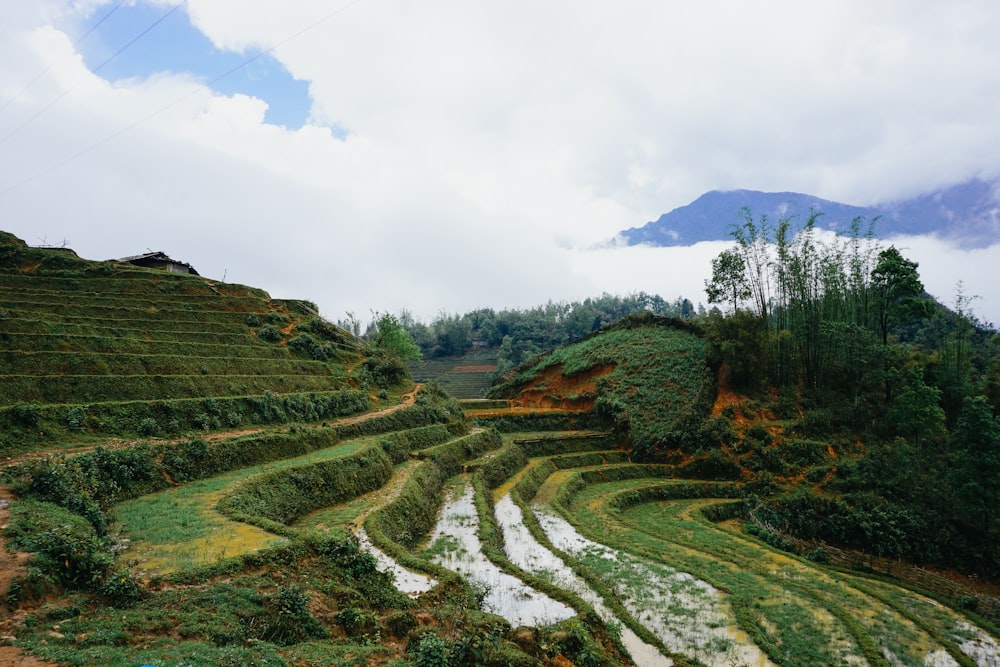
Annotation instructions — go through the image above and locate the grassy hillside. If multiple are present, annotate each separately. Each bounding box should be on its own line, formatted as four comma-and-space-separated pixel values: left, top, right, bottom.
0, 232, 369, 456
488, 313, 714, 457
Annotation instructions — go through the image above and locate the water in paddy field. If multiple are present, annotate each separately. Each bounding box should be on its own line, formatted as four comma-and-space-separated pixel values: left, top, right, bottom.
494, 494, 672, 667
427, 484, 575, 627
533, 507, 775, 667
956, 620, 1000, 666
357, 528, 437, 597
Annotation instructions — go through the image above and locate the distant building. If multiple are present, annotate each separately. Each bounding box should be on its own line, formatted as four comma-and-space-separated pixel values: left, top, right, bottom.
117, 251, 199, 276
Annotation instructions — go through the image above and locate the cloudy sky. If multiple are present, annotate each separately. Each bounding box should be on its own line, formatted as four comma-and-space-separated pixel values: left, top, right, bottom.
2, 0, 1000, 326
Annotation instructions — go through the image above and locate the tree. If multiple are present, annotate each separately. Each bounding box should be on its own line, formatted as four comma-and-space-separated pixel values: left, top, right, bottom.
705, 248, 751, 315
885, 367, 946, 447
950, 395, 1000, 538
371, 312, 422, 362
870, 246, 925, 346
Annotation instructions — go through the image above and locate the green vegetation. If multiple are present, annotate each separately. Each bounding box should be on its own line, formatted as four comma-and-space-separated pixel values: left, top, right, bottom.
3, 227, 999, 666
489, 314, 713, 458
700, 210, 1000, 577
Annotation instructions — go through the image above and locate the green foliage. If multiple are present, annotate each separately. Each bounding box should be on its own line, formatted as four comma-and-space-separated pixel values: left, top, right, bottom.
412, 632, 449, 667
217, 444, 394, 525
258, 324, 282, 342
361, 348, 411, 389
263, 586, 328, 645
950, 395, 1000, 540
492, 314, 713, 458
288, 332, 339, 361
6, 499, 114, 592
371, 312, 422, 361
477, 443, 528, 489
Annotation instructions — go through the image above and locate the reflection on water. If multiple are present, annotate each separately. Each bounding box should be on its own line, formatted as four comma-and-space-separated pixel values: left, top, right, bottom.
427, 485, 575, 627
495, 494, 672, 667
357, 527, 437, 597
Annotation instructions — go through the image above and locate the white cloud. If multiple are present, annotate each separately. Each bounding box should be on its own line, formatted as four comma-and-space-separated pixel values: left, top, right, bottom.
1, 1, 999, 326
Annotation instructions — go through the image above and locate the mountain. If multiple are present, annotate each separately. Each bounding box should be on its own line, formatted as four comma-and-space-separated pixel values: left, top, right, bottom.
618, 178, 1000, 248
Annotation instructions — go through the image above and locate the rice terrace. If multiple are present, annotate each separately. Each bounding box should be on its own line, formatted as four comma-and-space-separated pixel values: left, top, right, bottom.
1, 229, 999, 667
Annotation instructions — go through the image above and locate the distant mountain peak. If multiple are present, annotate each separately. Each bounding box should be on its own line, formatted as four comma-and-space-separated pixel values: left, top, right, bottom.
619, 178, 1000, 249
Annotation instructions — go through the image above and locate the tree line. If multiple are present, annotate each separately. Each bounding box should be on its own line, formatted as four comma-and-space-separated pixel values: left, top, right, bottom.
340, 293, 698, 379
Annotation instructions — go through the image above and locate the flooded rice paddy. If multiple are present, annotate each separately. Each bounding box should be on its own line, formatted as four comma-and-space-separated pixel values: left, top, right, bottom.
426, 484, 576, 627
494, 494, 672, 667
533, 506, 773, 667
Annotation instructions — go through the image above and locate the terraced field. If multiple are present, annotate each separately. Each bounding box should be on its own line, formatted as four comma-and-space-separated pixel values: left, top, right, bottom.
12, 418, 996, 666
0, 234, 366, 457
2, 233, 998, 666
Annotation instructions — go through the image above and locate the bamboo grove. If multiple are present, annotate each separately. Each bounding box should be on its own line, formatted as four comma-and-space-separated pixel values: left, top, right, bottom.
704, 207, 1000, 576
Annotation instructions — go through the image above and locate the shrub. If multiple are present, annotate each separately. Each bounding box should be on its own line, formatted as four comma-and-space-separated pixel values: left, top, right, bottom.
262, 586, 327, 645
412, 632, 449, 667
288, 333, 334, 361
11, 402, 41, 427
259, 325, 282, 342
99, 570, 147, 607
65, 405, 87, 430
137, 417, 158, 436
246, 313, 262, 327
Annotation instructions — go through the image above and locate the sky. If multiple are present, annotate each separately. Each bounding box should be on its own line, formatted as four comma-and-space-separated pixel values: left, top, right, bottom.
2, 0, 1000, 327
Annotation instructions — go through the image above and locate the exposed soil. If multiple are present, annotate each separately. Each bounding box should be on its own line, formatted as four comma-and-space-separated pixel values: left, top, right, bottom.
0, 488, 59, 667
512, 363, 615, 411
450, 365, 497, 373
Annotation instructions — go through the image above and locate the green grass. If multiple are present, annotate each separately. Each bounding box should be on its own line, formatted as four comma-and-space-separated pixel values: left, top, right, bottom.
116, 439, 373, 572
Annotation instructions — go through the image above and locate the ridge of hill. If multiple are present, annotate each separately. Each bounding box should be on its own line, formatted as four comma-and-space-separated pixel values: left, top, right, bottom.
618, 177, 1000, 248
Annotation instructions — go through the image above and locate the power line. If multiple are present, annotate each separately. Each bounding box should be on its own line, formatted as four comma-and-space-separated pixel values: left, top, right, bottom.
0, 2, 184, 146
0, 0, 367, 198
0, 1, 125, 114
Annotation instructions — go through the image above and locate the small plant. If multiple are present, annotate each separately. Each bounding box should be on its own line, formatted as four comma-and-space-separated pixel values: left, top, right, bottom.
137, 417, 159, 436
245, 313, 262, 327
99, 570, 147, 607
65, 406, 87, 430
412, 631, 449, 667
11, 402, 41, 427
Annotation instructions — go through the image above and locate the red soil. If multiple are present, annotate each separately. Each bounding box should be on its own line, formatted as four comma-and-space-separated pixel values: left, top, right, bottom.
513, 363, 615, 412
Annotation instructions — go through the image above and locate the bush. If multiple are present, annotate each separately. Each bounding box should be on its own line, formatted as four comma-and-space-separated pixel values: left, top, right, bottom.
288, 333, 334, 361
412, 632, 449, 667
262, 586, 327, 645
259, 325, 282, 342
137, 417, 158, 436
11, 402, 41, 427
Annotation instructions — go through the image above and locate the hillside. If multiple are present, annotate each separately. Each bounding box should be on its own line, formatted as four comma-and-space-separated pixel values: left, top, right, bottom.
0, 231, 371, 457
2, 231, 999, 667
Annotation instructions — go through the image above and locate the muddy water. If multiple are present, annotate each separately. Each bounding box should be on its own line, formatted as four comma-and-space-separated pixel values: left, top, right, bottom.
533, 508, 774, 667
495, 494, 672, 667
356, 527, 437, 597
427, 484, 575, 627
